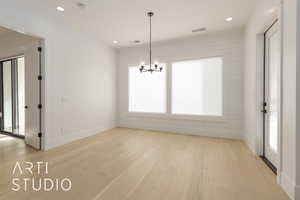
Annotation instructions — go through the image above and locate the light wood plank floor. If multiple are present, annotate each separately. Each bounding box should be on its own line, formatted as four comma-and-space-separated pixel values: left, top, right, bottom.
0, 129, 290, 200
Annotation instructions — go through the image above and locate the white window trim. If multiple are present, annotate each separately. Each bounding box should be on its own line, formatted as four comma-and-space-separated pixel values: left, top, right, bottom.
127, 56, 225, 121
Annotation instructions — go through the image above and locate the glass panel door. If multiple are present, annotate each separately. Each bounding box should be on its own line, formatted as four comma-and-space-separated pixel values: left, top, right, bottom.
263, 21, 280, 170
0, 57, 25, 138
17, 57, 25, 136
2, 61, 13, 132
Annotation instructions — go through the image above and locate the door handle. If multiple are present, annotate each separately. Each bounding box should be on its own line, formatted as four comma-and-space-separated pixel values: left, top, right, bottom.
25, 106, 28, 109
261, 109, 267, 113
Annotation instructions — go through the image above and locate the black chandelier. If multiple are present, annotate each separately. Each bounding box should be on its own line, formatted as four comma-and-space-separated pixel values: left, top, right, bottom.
139, 12, 163, 73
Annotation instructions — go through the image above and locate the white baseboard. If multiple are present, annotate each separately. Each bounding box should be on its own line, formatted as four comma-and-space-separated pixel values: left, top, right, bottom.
118, 123, 241, 140
45, 124, 116, 150
294, 185, 300, 200
280, 172, 295, 200
244, 135, 256, 154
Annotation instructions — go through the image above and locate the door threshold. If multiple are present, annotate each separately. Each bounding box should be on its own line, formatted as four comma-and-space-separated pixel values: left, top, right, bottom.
260, 156, 277, 174
0, 132, 25, 139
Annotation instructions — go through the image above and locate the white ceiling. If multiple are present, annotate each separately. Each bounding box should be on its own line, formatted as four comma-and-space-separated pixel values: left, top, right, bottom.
6, 0, 260, 48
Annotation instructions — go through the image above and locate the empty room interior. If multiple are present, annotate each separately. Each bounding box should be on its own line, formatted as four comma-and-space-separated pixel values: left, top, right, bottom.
0, 0, 300, 199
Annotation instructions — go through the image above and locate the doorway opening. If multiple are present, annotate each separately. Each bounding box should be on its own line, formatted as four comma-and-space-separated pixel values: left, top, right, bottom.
260, 20, 280, 174
0, 56, 25, 138
0, 26, 44, 150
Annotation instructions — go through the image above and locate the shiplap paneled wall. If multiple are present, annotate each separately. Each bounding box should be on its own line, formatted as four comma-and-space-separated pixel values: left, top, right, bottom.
117, 28, 244, 139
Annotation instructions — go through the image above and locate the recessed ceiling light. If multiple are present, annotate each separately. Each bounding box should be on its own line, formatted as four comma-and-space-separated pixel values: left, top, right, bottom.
113, 40, 118, 44
16, 30, 25, 34
56, 6, 65, 12
268, 8, 277, 14
226, 17, 233, 22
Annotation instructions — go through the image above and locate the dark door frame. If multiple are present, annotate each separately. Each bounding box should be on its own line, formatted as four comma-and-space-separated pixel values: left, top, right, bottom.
260, 19, 278, 174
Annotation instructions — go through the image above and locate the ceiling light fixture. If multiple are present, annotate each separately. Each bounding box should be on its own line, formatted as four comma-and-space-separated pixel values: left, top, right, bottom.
139, 12, 163, 73
16, 30, 25, 34
113, 40, 118, 44
56, 6, 65, 12
226, 17, 233, 22
268, 8, 277, 14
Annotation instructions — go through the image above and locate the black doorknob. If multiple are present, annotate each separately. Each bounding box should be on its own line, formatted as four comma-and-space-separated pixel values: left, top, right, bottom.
25, 106, 28, 109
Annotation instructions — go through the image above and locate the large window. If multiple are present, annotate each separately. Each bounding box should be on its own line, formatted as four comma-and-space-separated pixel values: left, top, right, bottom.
172, 57, 223, 116
129, 65, 166, 113
128, 57, 223, 117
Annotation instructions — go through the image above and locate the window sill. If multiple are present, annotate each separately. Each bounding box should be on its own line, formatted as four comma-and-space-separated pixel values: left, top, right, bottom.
126, 112, 226, 122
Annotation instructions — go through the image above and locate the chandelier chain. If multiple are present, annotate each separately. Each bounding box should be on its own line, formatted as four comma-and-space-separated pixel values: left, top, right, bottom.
149, 12, 152, 69
139, 11, 163, 73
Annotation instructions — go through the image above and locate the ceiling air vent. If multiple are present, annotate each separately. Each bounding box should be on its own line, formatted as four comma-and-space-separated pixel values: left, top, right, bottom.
130, 40, 141, 44
76, 2, 87, 9
192, 27, 207, 33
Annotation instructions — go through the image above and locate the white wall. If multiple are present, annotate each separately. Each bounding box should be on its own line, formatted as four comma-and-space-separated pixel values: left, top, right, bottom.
117, 28, 244, 139
282, 0, 300, 199
281, 0, 297, 198
44, 29, 116, 150
297, 0, 300, 198
0, 1, 116, 150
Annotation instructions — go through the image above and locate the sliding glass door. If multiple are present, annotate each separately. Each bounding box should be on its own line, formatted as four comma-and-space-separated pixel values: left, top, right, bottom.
0, 56, 25, 137
2, 61, 13, 132
17, 57, 25, 135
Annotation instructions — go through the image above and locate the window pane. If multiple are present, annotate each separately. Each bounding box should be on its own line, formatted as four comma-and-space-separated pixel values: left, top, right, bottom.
17, 57, 25, 135
129, 65, 166, 113
172, 58, 223, 116
3, 61, 13, 131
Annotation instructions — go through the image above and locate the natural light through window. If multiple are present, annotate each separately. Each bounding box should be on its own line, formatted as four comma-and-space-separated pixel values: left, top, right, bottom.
172, 57, 223, 116
129, 65, 166, 113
